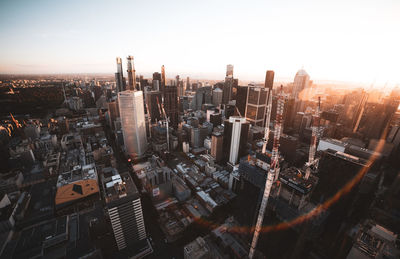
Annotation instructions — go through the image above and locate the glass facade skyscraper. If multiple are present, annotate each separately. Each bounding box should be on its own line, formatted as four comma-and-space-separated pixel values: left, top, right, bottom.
118, 90, 147, 157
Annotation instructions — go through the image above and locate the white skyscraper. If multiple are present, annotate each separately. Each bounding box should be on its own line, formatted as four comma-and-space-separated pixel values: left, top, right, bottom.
228, 116, 248, 165
293, 69, 310, 99
118, 90, 147, 158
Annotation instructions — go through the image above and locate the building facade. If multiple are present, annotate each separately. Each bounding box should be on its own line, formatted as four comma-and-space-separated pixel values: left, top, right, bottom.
118, 90, 147, 158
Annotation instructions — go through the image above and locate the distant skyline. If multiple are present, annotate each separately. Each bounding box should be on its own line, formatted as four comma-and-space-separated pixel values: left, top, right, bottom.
0, 0, 399, 87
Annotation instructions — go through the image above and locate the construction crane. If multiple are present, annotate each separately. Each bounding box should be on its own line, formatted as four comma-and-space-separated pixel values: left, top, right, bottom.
262, 88, 273, 154
156, 96, 170, 152
305, 97, 321, 179
145, 102, 152, 139
249, 86, 285, 259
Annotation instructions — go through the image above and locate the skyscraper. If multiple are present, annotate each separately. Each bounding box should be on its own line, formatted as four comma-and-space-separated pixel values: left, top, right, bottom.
176, 75, 184, 96
245, 86, 269, 127
153, 72, 161, 91
118, 90, 147, 158
211, 132, 224, 162
223, 116, 249, 165
127, 56, 136, 90
222, 64, 238, 104
226, 64, 234, 77
265, 70, 274, 90
161, 65, 166, 93
212, 87, 223, 106
115, 57, 125, 92
102, 169, 147, 251
186, 76, 191, 91
190, 86, 212, 110
146, 91, 163, 123
164, 85, 179, 129
293, 69, 310, 99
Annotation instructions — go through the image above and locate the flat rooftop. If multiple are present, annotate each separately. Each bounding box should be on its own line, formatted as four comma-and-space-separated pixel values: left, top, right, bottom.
57, 163, 97, 187
324, 149, 371, 167
279, 167, 318, 194
102, 169, 138, 204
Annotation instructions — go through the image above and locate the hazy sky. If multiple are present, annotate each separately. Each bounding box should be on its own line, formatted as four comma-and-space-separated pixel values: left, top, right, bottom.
0, 0, 399, 86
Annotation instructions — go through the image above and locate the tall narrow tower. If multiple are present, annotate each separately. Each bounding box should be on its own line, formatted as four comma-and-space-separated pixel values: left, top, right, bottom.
265, 70, 274, 90
127, 56, 136, 90
161, 65, 166, 93
222, 64, 235, 104
186, 76, 190, 91
305, 97, 321, 179
118, 91, 147, 158
103, 170, 147, 251
262, 70, 275, 153
249, 86, 285, 259
115, 57, 125, 92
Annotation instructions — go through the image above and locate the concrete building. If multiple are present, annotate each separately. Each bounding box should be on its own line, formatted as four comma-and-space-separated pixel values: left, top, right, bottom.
347, 219, 399, 259
211, 132, 223, 162
102, 170, 147, 251
107, 100, 119, 130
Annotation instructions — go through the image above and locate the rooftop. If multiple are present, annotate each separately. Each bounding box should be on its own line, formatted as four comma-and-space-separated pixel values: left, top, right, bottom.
101, 169, 138, 204
56, 163, 97, 187
324, 149, 371, 167
279, 167, 318, 194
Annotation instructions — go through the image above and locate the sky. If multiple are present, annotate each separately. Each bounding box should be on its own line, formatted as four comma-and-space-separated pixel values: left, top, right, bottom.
0, 0, 399, 86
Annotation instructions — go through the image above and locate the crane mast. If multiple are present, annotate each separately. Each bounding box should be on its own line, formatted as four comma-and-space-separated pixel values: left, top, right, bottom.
145, 102, 152, 139
262, 91, 273, 154
305, 97, 321, 179
156, 96, 170, 152
249, 86, 285, 259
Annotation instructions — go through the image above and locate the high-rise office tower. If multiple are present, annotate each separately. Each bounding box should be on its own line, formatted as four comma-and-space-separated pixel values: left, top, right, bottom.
190, 86, 212, 110
265, 70, 274, 90
223, 116, 249, 165
245, 86, 269, 127
118, 90, 147, 158
186, 76, 191, 91
145, 91, 162, 123
102, 169, 147, 251
161, 65, 166, 93
293, 69, 310, 99
211, 132, 224, 162
139, 75, 148, 92
115, 57, 125, 92
236, 85, 269, 127
164, 85, 179, 129
176, 75, 184, 96
152, 72, 161, 91
212, 87, 223, 106
107, 100, 120, 130
222, 65, 238, 104
127, 56, 136, 90
153, 72, 162, 82
226, 64, 234, 78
